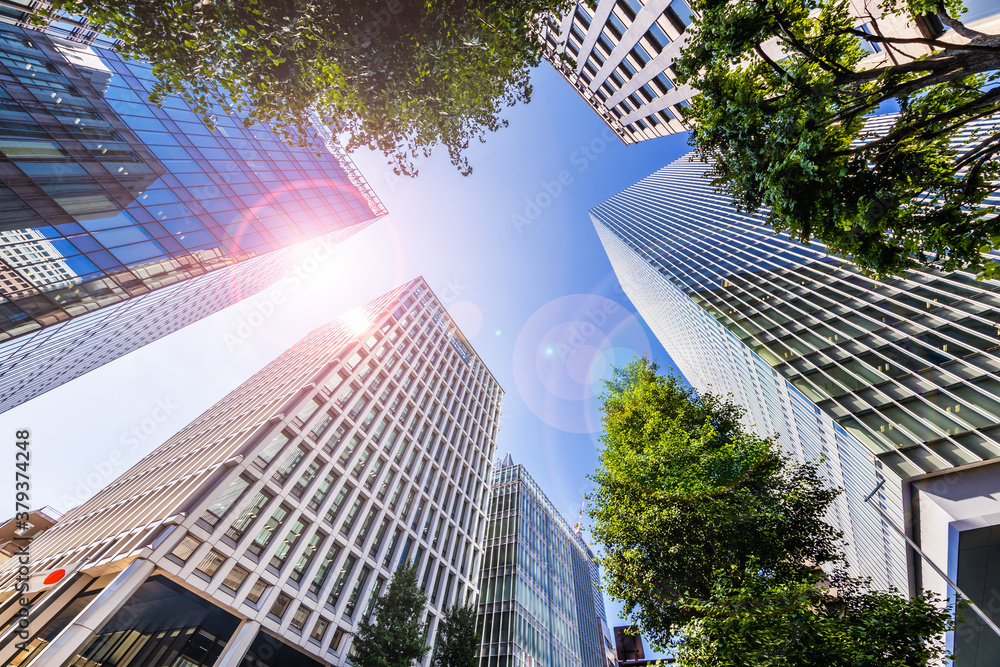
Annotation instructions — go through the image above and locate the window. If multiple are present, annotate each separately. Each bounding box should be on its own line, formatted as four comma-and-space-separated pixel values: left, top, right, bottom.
630, 44, 651, 66
348, 397, 369, 420
330, 627, 347, 653
377, 470, 397, 502
334, 384, 356, 408
351, 447, 374, 479
382, 528, 403, 568
344, 566, 372, 618
225, 490, 273, 542
195, 550, 225, 578
269, 592, 293, 619
221, 564, 251, 593
200, 475, 251, 527
269, 518, 308, 569
291, 461, 321, 498
363, 576, 386, 621
409, 497, 425, 530
337, 436, 361, 466
325, 484, 354, 526
294, 399, 321, 423
327, 555, 357, 607
646, 23, 669, 52
311, 617, 330, 643
355, 508, 379, 546
245, 579, 269, 605
340, 498, 365, 536
170, 535, 202, 562
323, 370, 347, 394
253, 432, 289, 470
361, 408, 379, 430
310, 543, 343, 595
290, 605, 311, 633
310, 413, 335, 440
320, 425, 348, 457
858, 23, 883, 53
308, 473, 339, 512
271, 446, 306, 485
247, 505, 290, 557
664, 0, 693, 31
291, 530, 326, 583
368, 518, 391, 558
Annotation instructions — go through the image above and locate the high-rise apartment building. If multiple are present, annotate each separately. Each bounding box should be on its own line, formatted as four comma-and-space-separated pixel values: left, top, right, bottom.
541, 0, 1000, 144
0, 23, 385, 412
0, 277, 502, 667
591, 151, 1000, 665
477, 456, 605, 667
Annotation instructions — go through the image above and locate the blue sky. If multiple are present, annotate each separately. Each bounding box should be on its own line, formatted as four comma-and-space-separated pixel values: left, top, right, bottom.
4, 64, 691, 648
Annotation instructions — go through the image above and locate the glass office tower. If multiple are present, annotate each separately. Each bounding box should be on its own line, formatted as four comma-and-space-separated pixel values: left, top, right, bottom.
0, 277, 502, 667
0, 23, 385, 412
477, 456, 605, 667
591, 151, 1000, 665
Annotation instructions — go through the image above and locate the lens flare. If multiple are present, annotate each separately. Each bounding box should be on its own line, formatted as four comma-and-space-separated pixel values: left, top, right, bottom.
514, 294, 650, 434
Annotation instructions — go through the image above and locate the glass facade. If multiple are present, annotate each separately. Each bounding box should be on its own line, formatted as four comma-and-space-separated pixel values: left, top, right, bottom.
66, 576, 241, 667
0, 278, 502, 667
0, 23, 385, 412
477, 460, 604, 667
955, 525, 1000, 666
591, 136, 1000, 594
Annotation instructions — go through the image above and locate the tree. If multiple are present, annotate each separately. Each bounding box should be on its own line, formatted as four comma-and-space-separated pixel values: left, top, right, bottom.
589, 358, 950, 666
352, 562, 430, 667
676, 0, 1000, 279
45, 0, 574, 176
432, 604, 479, 667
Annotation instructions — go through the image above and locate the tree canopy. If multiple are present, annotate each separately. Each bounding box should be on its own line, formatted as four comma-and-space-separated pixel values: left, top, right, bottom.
589, 358, 950, 665
432, 604, 479, 667
677, 0, 1000, 278
351, 562, 430, 667
46, 0, 573, 175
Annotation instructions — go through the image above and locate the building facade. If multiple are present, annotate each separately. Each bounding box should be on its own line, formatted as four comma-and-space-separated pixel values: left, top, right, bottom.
0, 22, 385, 412
591, 151, 1000, 664
477, 457, 605, 667
541, 0, 1000, 145
0, 277, 503, 667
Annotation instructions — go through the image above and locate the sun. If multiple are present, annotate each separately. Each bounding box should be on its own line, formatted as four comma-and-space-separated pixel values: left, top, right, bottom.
342, 307, 372, 337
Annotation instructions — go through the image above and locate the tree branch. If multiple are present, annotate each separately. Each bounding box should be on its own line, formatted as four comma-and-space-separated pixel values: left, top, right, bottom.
958, 139, 1000, 199
955, 129, 1000, 169
839, 26, 1000, 53
937, 4, 988, 40
754, 43, 807, 94
825, 59, 1000, 128
842, 86, 1000, 156
774, 16, 854, 76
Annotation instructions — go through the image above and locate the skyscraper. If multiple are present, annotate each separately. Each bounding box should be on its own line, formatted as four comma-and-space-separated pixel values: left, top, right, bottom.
0, 277, 502, 667
591, 150, 1000, 663
477, 456, 606, 667
0, 23, 385, 412
540, 0, 995, 144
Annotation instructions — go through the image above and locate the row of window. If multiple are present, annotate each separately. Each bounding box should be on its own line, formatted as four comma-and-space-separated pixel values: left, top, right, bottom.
156, 289, 498, 658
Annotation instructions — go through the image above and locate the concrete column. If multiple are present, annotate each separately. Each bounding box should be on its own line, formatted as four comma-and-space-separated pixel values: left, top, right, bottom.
34, 558, 155, 667
212, 619, 260, 667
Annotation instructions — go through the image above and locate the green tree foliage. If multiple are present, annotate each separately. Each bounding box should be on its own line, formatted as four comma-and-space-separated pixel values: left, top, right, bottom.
352, 562, 430, 667
46, 0, 573, 175
589, 358, 950, 666
432, 604, 479, 667
677, 0, 1000, 278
